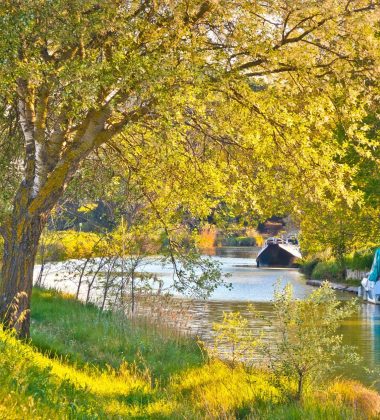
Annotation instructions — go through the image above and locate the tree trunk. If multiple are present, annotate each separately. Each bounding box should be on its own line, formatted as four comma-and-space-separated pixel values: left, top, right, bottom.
0, 208, 44, 338
0, 84, 122, 339
296, 374, 303, 401
35, 237, 46, 287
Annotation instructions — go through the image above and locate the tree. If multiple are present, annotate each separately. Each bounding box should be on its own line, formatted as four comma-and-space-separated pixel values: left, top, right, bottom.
297, 105, 380, 267
298, 197, 380, 273
0, 0, 378, 336
262, 283, 359, 400
213, 283, 360, 400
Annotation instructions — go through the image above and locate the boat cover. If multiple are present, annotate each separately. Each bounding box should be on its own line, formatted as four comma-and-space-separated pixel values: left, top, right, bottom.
368, 248, 380, 284
278, 244, 302, 259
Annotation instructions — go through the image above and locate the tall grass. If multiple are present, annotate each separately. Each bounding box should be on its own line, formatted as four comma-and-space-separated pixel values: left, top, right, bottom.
0, 288, 377, 418
31, 288, 203, 383
310, 260, 343, 281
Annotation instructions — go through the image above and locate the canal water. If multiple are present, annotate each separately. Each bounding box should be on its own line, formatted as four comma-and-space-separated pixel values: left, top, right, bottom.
194, 247, 380, 390
36, 246, 380, 389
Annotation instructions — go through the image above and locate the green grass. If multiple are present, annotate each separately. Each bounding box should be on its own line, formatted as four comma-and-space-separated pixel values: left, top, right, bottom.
31, 288, 202, 383
311, 261, 343, 281
0, 288, 378, 418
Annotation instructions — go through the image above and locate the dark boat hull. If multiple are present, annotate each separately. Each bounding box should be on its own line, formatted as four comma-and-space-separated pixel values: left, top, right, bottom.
256, 244, 300, 267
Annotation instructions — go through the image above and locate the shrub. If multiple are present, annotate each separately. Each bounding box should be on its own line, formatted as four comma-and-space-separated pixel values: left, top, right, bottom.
197, 226, 218, 249
36, 241, 66, 263
260, 283, 359, 400
221, 236, 256, 246
299, 258, 320, 278
311, 261, 343, 281
37, 231, 109, 262
210, 283, 359, 401
59, 231, 106, 259
211, 311, 259, 366
347, 250, 375, 271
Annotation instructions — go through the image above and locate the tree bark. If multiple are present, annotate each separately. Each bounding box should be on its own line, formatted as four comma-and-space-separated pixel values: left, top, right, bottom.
0, 199, 45, 338
296, 374, 303, 401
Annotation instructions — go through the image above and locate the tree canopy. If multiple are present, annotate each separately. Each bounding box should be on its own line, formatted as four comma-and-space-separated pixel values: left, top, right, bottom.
0, 0, 379, 336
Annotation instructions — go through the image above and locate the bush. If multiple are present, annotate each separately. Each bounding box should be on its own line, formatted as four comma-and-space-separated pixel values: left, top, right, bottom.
59, 231, 106, 259
36, 241, 66, 263
347, 250, 375, 271
209, 283, 359, 401
221, 236, 256, 246
299, 258, 320, 278
311, 261, 343, 281
37, 231, 110, 262
197, 226, 218, 249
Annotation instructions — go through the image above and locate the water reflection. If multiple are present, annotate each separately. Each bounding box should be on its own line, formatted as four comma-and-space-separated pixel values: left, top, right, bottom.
202, 246, 258, 259
339, 304, 380, 388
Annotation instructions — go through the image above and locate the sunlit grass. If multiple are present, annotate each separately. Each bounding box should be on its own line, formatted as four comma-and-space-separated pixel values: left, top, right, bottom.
0, 288, 378, 418
31, 288, 203, 383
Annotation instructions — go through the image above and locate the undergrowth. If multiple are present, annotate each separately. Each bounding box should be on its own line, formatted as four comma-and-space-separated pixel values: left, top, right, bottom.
0, 288, 378, 419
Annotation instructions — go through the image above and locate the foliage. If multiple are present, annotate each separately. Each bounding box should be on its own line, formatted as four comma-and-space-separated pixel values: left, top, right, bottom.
0, 0, 378, 230
37, 222, 227, 309
157, 226, 227, 298
261, 283, 360, 400
299, 202, 380, 272
196, 225, 262, 249
197, 225, 218, 249
299, 258, 320, 278
63, 166, 229, 299
162, 247, 226, 299
1, 0, 380, 336
211, 310, 260, 367
347, 250, 376, 271
211, 283, 360, 401
221, 235, 257, 247
311, 261, 344, 281
38, 228, 161, 262
37, 230, 102, 261
297, 99, 380, 265
301, 250, 376, 281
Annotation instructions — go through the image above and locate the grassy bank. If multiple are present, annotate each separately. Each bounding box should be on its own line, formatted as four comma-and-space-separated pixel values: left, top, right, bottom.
300, 249, 377, 285
0, 288, 379, 418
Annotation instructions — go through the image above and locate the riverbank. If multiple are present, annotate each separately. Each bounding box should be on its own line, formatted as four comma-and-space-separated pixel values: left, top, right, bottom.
306, 279, 359, 295
1, 288, 379, 418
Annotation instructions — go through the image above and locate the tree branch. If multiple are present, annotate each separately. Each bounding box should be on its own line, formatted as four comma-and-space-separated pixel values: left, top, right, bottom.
17, 80, 36, 192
